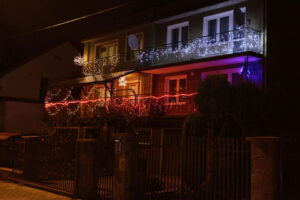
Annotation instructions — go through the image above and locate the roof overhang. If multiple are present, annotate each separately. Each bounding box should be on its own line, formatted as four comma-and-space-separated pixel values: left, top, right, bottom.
49, 70, 134, 88
0, 132, 22, 141
140, 52, 262, 74
154, 0, 247, 24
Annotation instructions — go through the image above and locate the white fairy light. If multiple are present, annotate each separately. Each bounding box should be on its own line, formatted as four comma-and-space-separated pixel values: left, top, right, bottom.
137, 27, 262, 67
119, 77, 127, 87
73, 54, 85, 66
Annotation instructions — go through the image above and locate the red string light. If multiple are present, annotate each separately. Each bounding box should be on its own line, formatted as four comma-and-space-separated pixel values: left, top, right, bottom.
45, 93, 198, 108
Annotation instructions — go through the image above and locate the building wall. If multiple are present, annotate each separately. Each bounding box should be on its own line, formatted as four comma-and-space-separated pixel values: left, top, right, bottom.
0, 42, 81, 101
0, 42, 82, 134
3, 101, 45, 133
154, 2, 247, 47
152, 63, 244, 95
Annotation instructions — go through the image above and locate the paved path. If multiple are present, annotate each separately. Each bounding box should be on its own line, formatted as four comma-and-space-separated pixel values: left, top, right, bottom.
0, 180, 77, 200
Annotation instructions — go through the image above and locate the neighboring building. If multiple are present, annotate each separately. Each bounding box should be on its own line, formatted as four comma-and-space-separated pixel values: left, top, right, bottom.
0, 42, 82, 134
45, 0, 266, 140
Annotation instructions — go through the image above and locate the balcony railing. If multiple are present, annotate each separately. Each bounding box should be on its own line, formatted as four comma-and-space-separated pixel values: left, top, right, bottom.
45, 91, 197, 117
79, 27, 262, 76
82, 55, 121, 76
136, 27, 263, 67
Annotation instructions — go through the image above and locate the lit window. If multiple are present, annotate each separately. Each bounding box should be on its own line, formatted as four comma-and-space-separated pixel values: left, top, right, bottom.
201, 68, 243, 83
167, 21, 189, 50
165, 75, 187, 104
124, 82, 139, 99
95, 40, 119, 66
125, 33, 144, 61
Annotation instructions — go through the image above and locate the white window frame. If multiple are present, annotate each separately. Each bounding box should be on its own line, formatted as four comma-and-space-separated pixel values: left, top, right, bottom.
167, 21, 189, 44
94, 39, 119, 63
165, 74, 187, 104
203, 10, 234, 37
201, 67, 243, 83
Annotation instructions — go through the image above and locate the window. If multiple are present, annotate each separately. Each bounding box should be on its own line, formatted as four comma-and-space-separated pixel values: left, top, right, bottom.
124, 82, 139, 99
39, 77, 48, 101
95, 41, 118, 66
201, 68, 243, 83
125, 33, 144, 61
167, 21, 189, 50
165, 75, 187, 104
203, 10, 233, 43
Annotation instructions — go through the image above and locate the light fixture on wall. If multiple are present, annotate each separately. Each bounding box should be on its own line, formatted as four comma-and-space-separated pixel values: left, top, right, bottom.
119, 77, 127, 87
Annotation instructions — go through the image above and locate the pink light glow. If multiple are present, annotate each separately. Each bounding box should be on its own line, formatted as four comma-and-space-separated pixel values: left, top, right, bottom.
141, 56, 261, 74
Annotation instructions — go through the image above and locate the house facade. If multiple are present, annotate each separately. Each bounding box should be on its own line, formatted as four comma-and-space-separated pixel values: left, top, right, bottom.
45, 0, 265, 140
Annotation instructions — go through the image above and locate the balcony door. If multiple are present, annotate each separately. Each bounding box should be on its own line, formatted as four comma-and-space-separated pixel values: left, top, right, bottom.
203, 10, 233, 43
165, 75, 187, 104
167, 21, 189, 50
95, 41, 118, 66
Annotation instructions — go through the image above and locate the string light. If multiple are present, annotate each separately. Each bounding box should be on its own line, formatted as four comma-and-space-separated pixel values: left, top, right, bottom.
118, 77, 127, 87
137, 27, 262, 67
74, 55, 120, 76
45, 92, 198, 116
74, 27, 262, 77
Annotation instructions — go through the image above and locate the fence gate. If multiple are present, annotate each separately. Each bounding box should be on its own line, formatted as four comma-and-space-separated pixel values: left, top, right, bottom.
137, 135, 251, 200
96, 137, 114, 200
33, 129, 77, 195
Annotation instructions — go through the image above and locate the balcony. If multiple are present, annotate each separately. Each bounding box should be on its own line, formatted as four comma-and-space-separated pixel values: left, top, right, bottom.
79, 27, 262, 76
137, 27, 263, 68
45, 91, 197, 117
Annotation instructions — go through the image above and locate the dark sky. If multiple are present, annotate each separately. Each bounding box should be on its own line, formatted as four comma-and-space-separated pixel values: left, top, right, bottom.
0, 0, 224, 75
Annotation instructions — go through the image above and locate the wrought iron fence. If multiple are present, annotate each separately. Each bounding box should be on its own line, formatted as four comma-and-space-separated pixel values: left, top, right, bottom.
96, 138, 115, 200
137, 134, 251, 200
0, 139, 25, 171
33, 139, 76, 194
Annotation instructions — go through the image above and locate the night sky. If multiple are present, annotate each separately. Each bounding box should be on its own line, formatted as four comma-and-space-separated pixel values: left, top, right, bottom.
0, 0, 223, 74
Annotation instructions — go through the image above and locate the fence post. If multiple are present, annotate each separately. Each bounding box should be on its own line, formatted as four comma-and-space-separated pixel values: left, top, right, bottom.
247, 136, 280, 200
75, 139, 98, 199
23, 136, 40, 180
113, 131, 139, 200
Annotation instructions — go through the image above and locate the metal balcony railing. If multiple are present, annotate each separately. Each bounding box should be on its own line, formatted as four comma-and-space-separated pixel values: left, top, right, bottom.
82, 55, 121, 76
80, 27, 262, 76
45, 90, 198, 117
136, 27, 263, 67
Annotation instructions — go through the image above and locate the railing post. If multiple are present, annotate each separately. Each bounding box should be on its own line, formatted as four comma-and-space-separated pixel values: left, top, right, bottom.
74, 139, 98, 199
247, 136, 280, 200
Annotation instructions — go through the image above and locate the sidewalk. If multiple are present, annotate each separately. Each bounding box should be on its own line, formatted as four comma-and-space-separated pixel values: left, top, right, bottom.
0, 180, 77, 200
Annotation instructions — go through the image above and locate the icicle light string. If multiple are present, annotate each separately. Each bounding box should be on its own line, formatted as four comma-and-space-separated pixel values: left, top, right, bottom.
74, 27, 262, 76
